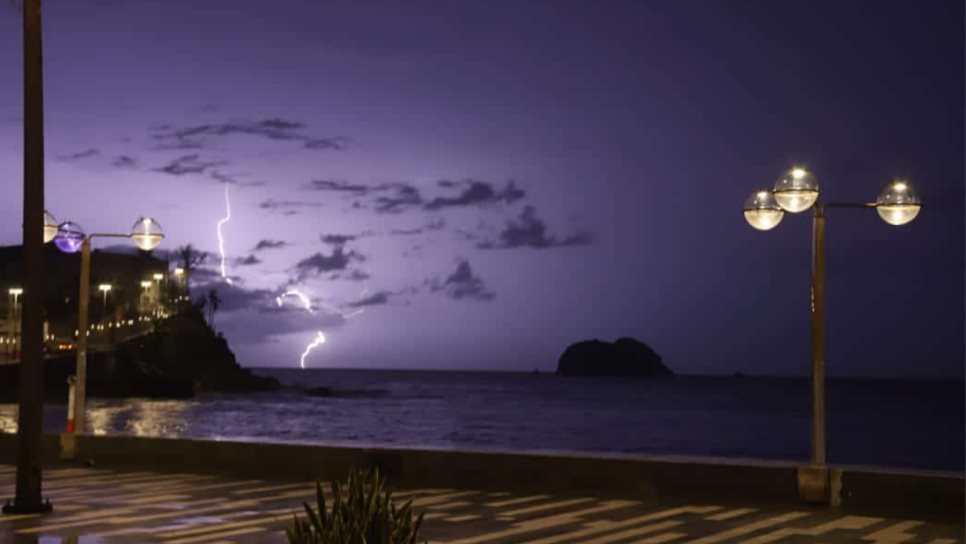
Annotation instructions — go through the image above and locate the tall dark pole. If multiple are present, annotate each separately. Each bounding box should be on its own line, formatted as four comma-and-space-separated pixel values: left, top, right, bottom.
797, 203, 829, 504
4, 0, 52, 515
810, 205, 826, 468
72, 238, 91, 437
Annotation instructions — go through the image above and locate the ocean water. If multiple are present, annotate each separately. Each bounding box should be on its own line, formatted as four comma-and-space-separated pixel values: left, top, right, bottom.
1, 370, 962, 471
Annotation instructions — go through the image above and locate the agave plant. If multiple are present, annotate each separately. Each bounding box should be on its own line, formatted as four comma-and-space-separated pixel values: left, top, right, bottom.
287, 468, 425, 544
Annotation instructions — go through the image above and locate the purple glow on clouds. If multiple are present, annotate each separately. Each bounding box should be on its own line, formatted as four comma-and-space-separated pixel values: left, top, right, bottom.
0, 0, 962, 376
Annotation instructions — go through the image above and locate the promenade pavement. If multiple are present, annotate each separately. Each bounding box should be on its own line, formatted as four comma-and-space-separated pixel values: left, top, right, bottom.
0, 464, 962, 543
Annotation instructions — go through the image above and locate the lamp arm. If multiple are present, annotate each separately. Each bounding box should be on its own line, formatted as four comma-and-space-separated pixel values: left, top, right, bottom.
823, 202, 877, 210
89, 232, 132, 240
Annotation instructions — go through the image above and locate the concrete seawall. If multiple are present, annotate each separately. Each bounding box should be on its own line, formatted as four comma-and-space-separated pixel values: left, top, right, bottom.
0, 432, 961, 521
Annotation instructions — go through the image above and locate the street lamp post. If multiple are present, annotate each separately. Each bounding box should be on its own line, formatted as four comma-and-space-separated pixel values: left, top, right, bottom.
743, 167, 922, 503
53, 217, 163, 437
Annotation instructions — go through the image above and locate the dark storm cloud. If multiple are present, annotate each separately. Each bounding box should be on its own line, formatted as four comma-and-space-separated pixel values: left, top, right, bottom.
373, 184, 422, 213
113, 155, 138, 168
295, 246, 364, 279
235, 254, 261, 266
304, 180, 372, 193
252, 239, 289, 251
305, 179, 526, 214
424, 180, 525, 210
346, 291, 391, 308
259, 198, 324, 212
429, 259, 495, 301
329, 269, 371, 282
389, 218, 446, 236
221, 307, 344, 346
320, 234, 356, 246
153, 154, 227, 176
58, 148, 100, 161
307, 182, 422, 213
152, 118, 345, 151
199, 283, 275, 313
210, 170, 241, 185
478, 206, 593, 250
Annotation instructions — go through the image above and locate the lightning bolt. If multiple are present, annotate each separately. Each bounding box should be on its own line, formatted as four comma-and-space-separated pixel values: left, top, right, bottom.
276, 289, 315, 313
216, 184, 233, 285
299, 331, 326, 369
276, 285, 371, 368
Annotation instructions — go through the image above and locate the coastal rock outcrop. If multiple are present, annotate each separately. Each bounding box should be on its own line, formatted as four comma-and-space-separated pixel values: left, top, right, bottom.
0, 307, 278, 401
556, 337, 672, 377
113, 307, 280, 395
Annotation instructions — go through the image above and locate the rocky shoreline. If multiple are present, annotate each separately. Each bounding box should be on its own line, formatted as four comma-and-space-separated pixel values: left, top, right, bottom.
0, 307, 278, 403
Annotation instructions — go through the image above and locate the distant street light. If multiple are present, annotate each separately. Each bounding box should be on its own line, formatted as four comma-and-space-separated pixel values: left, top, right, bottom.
98, 284, 112, 315
743, 167, 922, 503
53, 216, 164, 437
8, 288, 23, 361
140, 280, 152, 315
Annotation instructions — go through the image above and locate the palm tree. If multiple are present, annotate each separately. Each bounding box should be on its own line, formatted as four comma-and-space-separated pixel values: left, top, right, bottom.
175, 244, 206, 296
206, 289, 221, 329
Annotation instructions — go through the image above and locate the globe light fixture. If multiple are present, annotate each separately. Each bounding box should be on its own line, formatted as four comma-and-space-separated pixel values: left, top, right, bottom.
140, 280, 152, 289
43, 210, 58, 243
130, 217, 164, 251
876, 179, 921, 226
98, 284, 112, 293
773, 167, 819, 213
53, 221, 86, 254
743, 189, 784, 231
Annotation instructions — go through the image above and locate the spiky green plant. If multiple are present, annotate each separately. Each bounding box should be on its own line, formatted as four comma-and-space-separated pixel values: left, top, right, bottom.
286, 469, 425, 544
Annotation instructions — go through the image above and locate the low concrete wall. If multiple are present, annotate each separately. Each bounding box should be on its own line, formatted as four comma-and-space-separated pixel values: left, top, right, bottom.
0, 432, 961, 521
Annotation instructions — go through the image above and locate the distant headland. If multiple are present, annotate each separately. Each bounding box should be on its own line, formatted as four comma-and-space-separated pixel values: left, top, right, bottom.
557, 337, 672, 377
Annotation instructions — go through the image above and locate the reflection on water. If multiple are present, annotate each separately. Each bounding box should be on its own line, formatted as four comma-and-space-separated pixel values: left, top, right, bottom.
87, 400, 195, 437
0, 371, 962, 472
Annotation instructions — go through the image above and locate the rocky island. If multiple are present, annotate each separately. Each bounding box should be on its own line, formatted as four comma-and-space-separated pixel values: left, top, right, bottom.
557, 337, 672, 377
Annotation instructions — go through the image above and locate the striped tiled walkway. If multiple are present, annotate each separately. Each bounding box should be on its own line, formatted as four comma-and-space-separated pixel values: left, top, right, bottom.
0, 464, 962, 543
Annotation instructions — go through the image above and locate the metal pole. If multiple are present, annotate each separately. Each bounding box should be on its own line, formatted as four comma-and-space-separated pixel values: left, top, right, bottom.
12, 296, 19, 360
73, 237, 91, 436
4, 0, 51, 515
810, 205, 827, 467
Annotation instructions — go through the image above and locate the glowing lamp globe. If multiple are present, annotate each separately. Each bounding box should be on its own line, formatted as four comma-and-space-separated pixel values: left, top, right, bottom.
773, 167, 819, 213
130, 217, 164, 251
743, 189, 784, 231
876, 180, 921, 226
43, 210, 59, 243
54, 222, 86, 254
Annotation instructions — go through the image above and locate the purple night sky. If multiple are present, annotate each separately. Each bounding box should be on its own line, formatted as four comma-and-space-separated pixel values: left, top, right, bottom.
0, 1, 962, 376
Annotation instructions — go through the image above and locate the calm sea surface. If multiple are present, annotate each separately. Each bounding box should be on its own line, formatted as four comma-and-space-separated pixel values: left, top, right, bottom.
1, 370, 962, 471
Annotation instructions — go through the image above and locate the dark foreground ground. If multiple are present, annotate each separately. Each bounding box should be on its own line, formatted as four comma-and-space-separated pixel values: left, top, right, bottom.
0, 464, 962, 543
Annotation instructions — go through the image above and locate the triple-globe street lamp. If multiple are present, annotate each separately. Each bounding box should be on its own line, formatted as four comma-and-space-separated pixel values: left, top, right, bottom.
49, 212, 164, 436
742, 167, 921, 502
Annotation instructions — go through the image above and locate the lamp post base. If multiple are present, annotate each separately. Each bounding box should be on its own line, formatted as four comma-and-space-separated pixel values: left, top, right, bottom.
2, 499, 53, 514
797, 464, 829, 503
